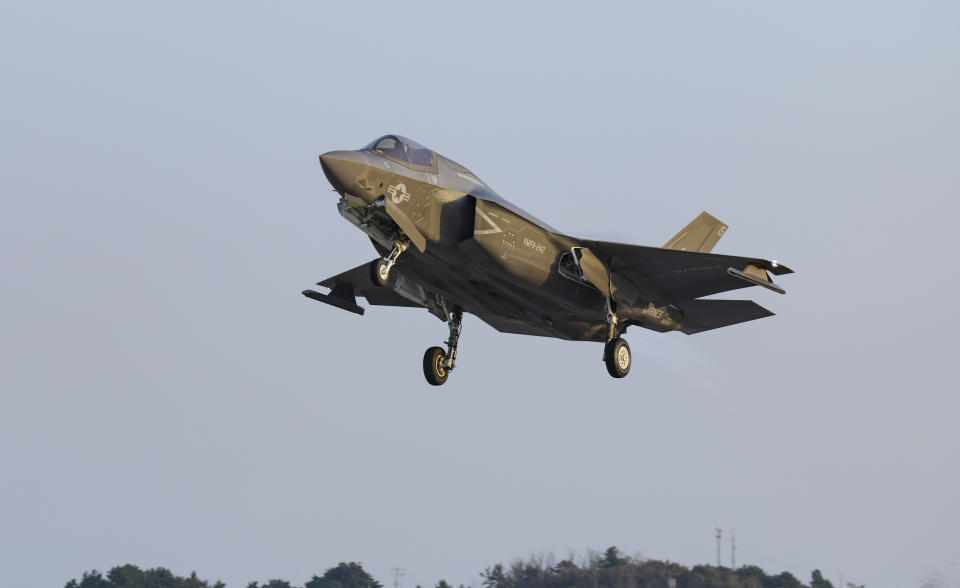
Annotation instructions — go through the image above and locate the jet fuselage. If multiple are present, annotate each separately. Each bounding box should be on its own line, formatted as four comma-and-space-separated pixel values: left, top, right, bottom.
319, 137, 632, 341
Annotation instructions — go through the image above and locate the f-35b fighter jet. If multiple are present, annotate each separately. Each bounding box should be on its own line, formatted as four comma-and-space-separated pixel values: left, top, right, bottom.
305, 135, 792, 385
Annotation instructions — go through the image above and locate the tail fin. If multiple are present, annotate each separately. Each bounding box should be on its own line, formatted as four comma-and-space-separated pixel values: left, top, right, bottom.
663, 211, 728, 253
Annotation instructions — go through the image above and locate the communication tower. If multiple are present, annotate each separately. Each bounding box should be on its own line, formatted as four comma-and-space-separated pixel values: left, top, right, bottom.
731, 528, 736, 568
715, 528, 722, 566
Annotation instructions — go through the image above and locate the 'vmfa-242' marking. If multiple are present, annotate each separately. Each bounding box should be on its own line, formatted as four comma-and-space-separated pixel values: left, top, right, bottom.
523, 237, 547, 254
304, 134, 793, 386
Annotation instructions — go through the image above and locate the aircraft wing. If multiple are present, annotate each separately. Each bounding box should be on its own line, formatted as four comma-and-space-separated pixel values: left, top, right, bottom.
581, 239, 793, 304
302, 260, 421, 315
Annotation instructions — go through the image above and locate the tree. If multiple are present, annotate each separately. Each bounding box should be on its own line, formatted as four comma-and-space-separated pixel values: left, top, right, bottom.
600, 547, 627, 569
106, 565, 145, 587
481, 564, 508, 588
769, 571, 804, 588
70, 570, 110, 588
810, 570, 834, 588
68, 566, 223, 588
437, 581, 453, 588
182, 572, 217, 588
305, 562, 382, 588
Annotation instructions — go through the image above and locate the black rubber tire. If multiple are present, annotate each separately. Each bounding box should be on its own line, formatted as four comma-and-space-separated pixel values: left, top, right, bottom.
604, 338, 631, 378
423, 346, 449, 386
370, 258, 391, 287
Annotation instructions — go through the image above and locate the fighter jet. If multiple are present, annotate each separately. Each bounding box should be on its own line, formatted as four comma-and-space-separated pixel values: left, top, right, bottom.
305, 135, 792, 385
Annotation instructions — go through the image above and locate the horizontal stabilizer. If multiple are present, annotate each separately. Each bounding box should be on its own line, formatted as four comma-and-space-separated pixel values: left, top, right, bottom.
302, 287, 364, 316
306, 260, 423, 315
674, 299, 774, 334
663, 211, 728, 253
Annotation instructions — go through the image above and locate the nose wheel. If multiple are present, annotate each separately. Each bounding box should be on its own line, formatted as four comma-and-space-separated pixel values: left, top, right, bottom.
371, 258, 393, 287
423, 306, 463, 386
604, 337, 631, 378
371, 240, 409, 287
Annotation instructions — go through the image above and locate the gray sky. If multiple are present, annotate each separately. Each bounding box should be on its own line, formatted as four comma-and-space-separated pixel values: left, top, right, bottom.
2, 3, 958, 588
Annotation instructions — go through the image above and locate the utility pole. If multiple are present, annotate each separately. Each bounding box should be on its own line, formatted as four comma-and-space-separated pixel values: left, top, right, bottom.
730, 528, 736, 569
390, 568, 405, 588
715, 528, 722, 567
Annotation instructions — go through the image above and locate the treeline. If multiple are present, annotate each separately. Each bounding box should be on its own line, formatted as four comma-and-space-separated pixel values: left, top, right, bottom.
476, 547, 853, 588
65, 547, 860, 588
65, 562, 380, 588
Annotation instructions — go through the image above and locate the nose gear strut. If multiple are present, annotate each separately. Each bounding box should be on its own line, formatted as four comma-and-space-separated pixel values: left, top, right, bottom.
371, 239, 410, 287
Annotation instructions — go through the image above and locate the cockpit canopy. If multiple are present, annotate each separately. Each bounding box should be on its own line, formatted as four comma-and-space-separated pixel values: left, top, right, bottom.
365, 135, 436, 170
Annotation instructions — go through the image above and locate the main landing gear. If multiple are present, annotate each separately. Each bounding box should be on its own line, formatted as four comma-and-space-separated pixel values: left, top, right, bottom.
423, 306, 463, 386
602, 304, 631, 378
370, 239, 409, 287
604, 337, 631, 378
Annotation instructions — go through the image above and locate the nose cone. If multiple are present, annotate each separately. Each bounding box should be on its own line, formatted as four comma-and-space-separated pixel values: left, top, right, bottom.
319, 150, 371, 197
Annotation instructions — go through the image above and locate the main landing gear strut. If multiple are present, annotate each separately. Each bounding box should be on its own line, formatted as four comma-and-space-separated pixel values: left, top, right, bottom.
423, 305, 463, 386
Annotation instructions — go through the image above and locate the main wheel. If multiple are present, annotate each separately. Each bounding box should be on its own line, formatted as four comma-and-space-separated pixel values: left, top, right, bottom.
370, 258, 392, 287
604, 338, 631, 378
423, 346, 450, 386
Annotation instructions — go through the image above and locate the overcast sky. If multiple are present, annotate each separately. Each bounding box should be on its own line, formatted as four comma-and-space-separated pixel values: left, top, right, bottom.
2, 3, 958, 588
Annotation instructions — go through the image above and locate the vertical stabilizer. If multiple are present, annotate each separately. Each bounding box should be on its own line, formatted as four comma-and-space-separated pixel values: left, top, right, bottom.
663, 211, 728, 253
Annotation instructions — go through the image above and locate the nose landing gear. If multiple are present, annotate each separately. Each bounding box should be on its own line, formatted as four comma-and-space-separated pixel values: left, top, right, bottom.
423, 305, 463, 386
371, 239, 409, 287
